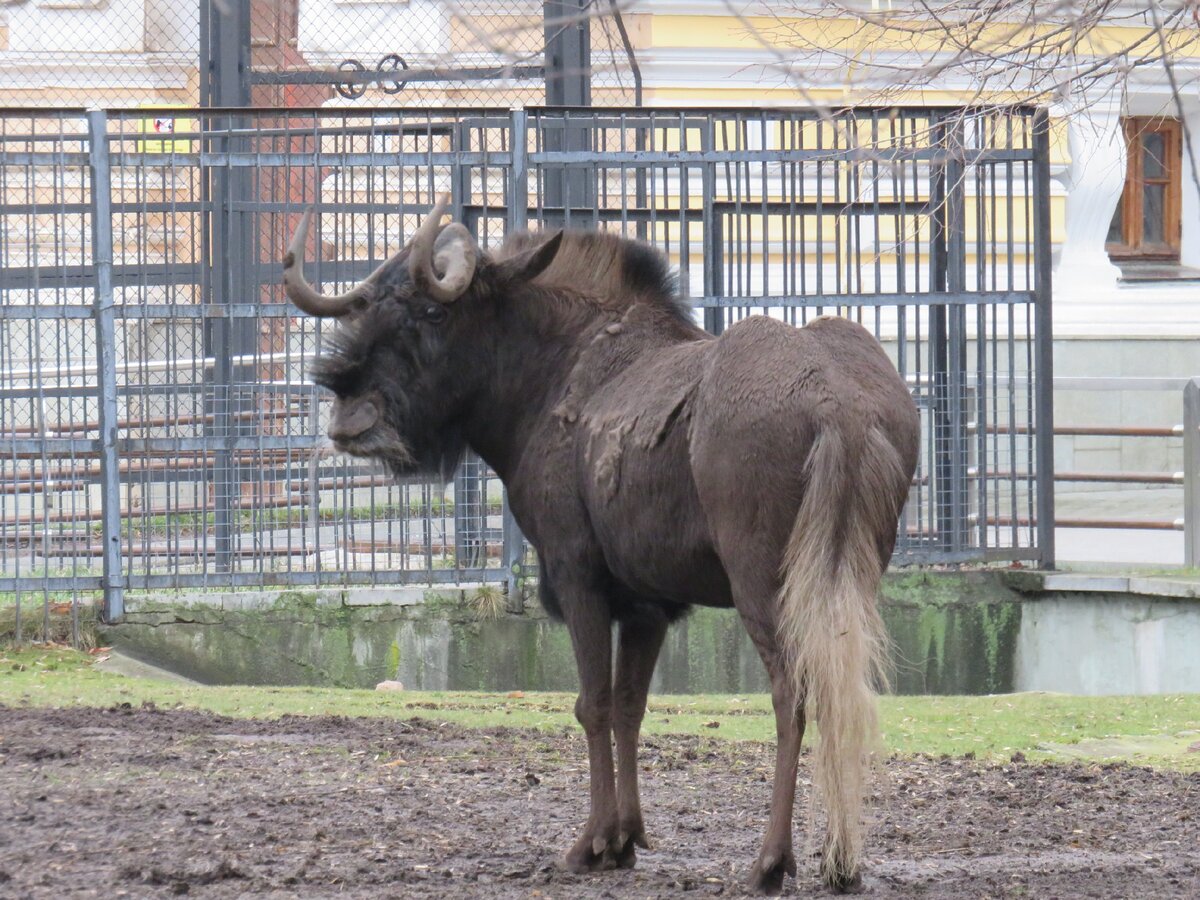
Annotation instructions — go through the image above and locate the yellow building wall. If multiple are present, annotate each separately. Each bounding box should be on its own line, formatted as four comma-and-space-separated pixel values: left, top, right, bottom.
632, 10, 1077, 250
648, 14, 1200, 59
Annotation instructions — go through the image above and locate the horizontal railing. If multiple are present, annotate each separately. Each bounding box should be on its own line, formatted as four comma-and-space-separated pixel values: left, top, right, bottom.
973, 376, 1198, 565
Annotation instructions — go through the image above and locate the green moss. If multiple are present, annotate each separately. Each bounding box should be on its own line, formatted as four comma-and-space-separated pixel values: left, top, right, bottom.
875, 570, 1026, 694
271, 591, 322, 611
917, 603, 948, 676
386, 641, 401, 681
881, 569, 1025, 608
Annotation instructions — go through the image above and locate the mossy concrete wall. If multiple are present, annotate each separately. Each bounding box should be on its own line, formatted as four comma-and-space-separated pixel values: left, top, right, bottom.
881, 571, 1023, 694
105, 571, 1032, 695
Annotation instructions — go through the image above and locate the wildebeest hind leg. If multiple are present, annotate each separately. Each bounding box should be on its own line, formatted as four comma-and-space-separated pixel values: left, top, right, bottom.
736, 597, 805, 895
561, 596, 623, 873
611, 614, 668, 868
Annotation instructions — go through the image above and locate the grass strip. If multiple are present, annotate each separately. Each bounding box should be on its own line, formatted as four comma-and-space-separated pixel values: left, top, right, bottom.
3, 647, 1198, 770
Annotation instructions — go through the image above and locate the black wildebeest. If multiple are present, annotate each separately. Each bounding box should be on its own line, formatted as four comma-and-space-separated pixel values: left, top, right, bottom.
283, 197, 920, 893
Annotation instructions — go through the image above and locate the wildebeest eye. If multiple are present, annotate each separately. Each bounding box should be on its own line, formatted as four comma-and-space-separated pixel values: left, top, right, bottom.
422, 304, 447, 324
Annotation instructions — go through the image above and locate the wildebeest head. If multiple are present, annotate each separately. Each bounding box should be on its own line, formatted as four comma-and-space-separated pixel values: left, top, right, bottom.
283, 195, 563, 479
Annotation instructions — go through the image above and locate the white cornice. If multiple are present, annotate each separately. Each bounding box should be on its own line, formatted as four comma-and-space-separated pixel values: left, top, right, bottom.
627, 0, 775, 14
1054, 283, 1200, 338
0, 52, 193, 91
629, 47, 1200, 98
630, 0, 1176, 20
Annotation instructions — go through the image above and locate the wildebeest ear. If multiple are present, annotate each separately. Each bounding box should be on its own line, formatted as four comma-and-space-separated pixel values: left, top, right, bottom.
492, 230, 563, 285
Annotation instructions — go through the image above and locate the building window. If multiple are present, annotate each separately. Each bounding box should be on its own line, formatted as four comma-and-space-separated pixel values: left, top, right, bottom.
1107, 117, 1182, 259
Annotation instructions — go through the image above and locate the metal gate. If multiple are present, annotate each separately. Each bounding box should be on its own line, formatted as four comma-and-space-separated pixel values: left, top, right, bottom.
0, 105, 1053, 633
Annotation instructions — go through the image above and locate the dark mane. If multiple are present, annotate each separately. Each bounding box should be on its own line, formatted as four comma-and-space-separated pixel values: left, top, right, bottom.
497, 229, 691, 323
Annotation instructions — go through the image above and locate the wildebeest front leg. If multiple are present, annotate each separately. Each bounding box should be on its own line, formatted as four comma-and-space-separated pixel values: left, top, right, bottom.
611, 615, 668, 868
561, 597, 622, 873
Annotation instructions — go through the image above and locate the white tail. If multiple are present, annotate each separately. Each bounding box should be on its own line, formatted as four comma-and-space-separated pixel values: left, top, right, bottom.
777, 425, 906, 887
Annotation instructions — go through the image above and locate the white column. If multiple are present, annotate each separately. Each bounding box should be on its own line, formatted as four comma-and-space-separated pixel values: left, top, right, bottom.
1055, 89, 1126, 297
1180, 101, 1200, 269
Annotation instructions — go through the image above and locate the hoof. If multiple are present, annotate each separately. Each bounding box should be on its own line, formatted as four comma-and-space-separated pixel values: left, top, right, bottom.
613, 826, 649, 870
562, 845, 617, 874
562, 823, 649, 874
562, 824, 641, 874
823, 866, 864, 894
614, 840, 638, 870
748, 849, 797, 895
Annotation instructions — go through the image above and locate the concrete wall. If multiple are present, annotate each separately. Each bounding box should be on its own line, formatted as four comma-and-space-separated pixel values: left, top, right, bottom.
105, 571, 1200, 697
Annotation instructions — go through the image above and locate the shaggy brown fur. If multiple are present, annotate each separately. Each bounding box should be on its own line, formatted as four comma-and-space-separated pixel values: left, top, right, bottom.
288, 211, 921, 894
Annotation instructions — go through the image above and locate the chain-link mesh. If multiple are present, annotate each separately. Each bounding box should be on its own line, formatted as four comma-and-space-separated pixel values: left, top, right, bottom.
0, 0, 637, 109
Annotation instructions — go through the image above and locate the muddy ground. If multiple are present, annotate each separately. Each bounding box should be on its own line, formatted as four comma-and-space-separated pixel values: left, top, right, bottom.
0, 705, 1197, 898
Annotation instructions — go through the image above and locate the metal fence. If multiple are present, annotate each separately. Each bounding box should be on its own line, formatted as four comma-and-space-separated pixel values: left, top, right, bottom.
0, 104, 1053, 635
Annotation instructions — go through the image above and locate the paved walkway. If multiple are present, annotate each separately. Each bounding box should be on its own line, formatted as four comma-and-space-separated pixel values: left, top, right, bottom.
1055, 487, 1186, 568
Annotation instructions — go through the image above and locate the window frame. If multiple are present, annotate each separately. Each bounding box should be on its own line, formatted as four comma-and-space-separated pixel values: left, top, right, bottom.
1106, 116, 1182, 261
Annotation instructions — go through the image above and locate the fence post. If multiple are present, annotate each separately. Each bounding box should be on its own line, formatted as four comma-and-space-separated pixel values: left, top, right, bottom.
450, 125, 488, 569
1032, 109, 1057, 569
200, 2, 253, 574
1185, 378, 1200, 568
502, 109, 530, 612
701, 116, 723, 336
929, 112, 970, 553
544, 0, 591, 107
542, 0, 592, 225
200, 0, 250, 107
88, 109, 125, 623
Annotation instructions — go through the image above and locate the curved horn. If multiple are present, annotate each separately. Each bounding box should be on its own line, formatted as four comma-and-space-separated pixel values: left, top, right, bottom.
283, 210, 408, 318
408, 194, 478, 303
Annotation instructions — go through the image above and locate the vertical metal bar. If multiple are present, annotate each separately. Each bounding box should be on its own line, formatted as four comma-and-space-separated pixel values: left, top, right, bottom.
1184, 378, 1199, 568
929, 113, 952, 551
544, 0, 591, 106
635, 109, 648, 241
88, 110, 125, 623
1032, 109, 1056, 568
203, 2, 254, 579
451, 122, 486, 571
208, 122, 238, 576
201, 0, 250, 108
503, 109, 529, 610
945, 117, 969, 553
702, 117, 722, 335
509, 108, 529, 247
199, 0, 211, 107
923, 111, 971, 557
543, 1, 591, 224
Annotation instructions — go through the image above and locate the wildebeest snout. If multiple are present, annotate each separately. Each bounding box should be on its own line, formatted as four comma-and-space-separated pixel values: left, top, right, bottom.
328, 396, 379, 444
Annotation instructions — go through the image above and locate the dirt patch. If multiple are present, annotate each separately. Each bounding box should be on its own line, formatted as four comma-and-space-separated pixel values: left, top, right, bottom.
0, 705, 1197, 898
